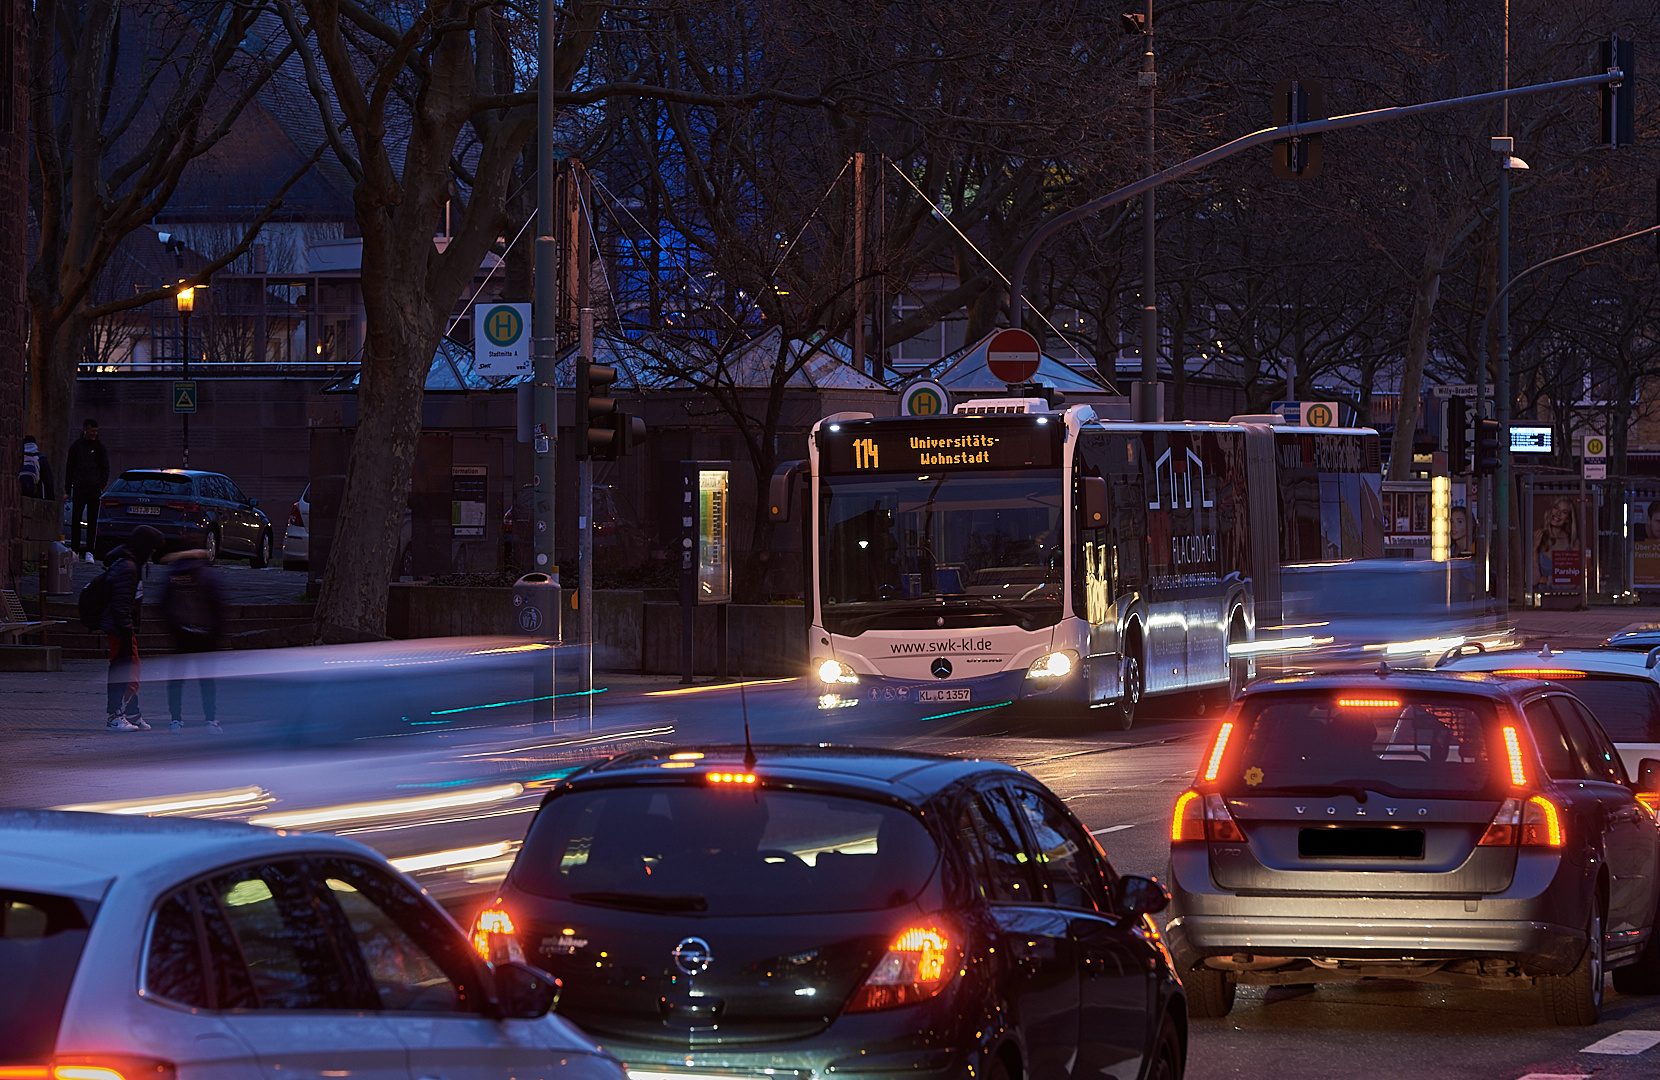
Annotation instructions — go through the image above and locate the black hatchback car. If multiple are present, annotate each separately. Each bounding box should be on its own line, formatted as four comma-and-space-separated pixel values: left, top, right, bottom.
474, 745, 1186, 1080
97, 469, 274, 565
1165, 669, 1660, 1025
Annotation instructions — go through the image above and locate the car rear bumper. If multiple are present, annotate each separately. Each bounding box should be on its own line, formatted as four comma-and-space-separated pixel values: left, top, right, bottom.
1165, 845, 1590, 976
599, 1041, 965, 1080
283, 529, 309, 559
95, 519, 209, 552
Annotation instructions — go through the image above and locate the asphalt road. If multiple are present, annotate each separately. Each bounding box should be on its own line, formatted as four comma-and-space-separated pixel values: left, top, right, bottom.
7, 654, 1660, 1079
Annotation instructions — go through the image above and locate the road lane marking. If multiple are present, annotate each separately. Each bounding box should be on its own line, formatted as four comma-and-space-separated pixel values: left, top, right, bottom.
1015, 732, 1205, 768
1091, 824, 1135, 835
1515, 1074, 1589, 1079
1580, 1030, 1660, 1055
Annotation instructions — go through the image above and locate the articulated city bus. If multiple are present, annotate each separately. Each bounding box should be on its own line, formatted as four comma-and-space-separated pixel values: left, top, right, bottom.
774, 399, 1384, 727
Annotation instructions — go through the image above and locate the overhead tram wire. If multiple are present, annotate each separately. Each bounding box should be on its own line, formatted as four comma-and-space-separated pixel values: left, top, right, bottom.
885, 158, 1097, 384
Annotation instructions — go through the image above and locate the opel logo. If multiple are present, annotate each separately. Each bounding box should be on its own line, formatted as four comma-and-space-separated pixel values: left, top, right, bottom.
672, 936, 712, 976
931, 657, 952, 679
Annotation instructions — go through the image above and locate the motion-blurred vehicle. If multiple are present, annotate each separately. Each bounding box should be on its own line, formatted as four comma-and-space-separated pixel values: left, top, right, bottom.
1165, 669, 1660, 1025
473, 745, 1188, 1080
1603, 624, 1660, 652
1240, 559, 1514, 674
0, 810, 611, 1080
1438, 643, 1660, 785
96, 469, 273, 566
282, 483, 310, 570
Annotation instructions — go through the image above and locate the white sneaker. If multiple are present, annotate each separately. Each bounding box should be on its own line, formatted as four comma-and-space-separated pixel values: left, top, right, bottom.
207, 721, 223, 734
169, 720, 183, 732
128, 715, 152, 731
105, 714, 138, 731
84, 551, 94, 563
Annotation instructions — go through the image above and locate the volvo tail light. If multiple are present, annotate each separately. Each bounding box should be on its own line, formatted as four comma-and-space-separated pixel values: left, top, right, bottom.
845, 925, 958, 1012
1202, 722, 1235, 783
1478, 795, 1564, 848
1169, 790, 1244, 843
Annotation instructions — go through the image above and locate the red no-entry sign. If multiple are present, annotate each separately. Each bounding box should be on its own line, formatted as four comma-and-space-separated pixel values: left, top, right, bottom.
986, 328, 1041, 384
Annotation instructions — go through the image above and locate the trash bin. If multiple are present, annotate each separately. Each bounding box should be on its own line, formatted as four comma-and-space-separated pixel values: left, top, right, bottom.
512, 572, 561, 641
43, 542, 75, 596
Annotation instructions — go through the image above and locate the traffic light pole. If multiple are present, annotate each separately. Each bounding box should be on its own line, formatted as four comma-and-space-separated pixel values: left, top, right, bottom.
579, 308, 595, 701
1005, 68, 1625, 329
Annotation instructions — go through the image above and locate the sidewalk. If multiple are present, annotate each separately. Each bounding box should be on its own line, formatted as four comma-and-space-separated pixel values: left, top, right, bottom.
1512, 605, 1660, 650
20, 557, 310, 606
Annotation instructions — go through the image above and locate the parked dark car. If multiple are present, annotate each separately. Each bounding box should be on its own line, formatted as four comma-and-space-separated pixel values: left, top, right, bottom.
473, 745, 1187, 1080
97, 469, 274, 566
1165, 669, 1660, 1025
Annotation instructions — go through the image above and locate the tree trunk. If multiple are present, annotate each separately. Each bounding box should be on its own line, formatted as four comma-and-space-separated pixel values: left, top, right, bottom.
312, 283, 437, 640
1387, 233, 1449, 480
26, 306, 89, 482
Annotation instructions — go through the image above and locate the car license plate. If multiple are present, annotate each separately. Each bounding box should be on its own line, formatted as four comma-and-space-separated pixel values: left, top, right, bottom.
919, 688, 970, 703
127, 505, 161, 515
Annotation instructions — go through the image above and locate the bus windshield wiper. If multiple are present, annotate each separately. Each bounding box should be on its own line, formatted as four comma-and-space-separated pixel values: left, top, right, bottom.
569, 891, 708, 912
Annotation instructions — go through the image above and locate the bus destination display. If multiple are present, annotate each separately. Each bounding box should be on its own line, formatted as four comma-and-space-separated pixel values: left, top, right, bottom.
821, 420, 1058, 473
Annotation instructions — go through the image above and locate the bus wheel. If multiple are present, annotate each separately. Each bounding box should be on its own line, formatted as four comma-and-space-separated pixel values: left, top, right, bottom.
1228, 616, 1250, 699
1114, 647, 1143, 730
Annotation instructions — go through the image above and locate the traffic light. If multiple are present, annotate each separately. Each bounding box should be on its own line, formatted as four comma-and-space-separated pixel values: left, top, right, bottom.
1272, 78, 1324, 179
595, 413, 647, 461
1600, 35, 1635, 147
1475, 418, 1500, 475
1444, 397, 1468, 473
575, 362, 617, 459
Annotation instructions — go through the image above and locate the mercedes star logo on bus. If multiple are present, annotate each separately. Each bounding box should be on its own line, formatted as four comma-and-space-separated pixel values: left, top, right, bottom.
672, 936, 713, 976
931, 658, 953, 679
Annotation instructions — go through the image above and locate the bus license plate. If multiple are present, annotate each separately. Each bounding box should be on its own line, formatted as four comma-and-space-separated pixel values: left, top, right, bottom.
919, 688, 970, 703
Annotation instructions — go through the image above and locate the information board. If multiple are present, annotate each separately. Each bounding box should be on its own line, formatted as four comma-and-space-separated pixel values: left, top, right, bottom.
819, 418, 1059, 474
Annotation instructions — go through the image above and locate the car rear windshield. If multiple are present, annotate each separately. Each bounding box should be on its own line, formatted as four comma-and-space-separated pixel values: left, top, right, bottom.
110, 472, 192, 496
1226, 691, 1502, 798
514, 785, 939, 916
0, 890, 96, 1064
1557, 676, 1660, 742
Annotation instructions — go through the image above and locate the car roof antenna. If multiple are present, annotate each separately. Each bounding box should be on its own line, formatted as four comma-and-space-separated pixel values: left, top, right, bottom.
738, 663, 757, 772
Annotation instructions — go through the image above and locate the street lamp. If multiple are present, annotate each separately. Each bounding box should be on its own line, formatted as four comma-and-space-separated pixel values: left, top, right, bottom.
177, 284, 194, 468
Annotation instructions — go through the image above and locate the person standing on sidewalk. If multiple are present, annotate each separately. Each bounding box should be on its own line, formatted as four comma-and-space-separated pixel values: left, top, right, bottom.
20, 435, 55, 500
102, 525, 162, 731
158, 541, 226, 732
66, 419, 110, 559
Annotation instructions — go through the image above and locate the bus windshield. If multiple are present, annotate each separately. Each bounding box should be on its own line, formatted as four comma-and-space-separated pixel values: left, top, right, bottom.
819, 469, 1064, 633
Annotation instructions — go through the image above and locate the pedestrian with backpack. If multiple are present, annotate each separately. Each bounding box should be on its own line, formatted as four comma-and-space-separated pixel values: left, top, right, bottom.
19, 435, 54, 500
157, 541, 226, 732
94, 525, 162, 731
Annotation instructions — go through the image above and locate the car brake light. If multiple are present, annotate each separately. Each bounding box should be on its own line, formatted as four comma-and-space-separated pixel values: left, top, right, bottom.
164, 501, 201, 513
1522, 795, 1563, 847
1495, 669, 1585, 678
471, 907, 518, 962
1501, 726, 1527, 786
0, 1058, 178, 1080
99, 498, 119, 508
1202, 722, 1234, 783
1171, 790, 1203, 842
289, 502, 304, 527
708, 772, 757, 784
1477, 795, 1564, 847
846, 925, 958, 1012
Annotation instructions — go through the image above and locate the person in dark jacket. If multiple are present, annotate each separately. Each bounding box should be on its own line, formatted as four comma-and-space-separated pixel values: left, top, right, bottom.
19, 435, 54, 500
66, 419, 111, 557
102, 525, 162, 731
157, 543, 226, 732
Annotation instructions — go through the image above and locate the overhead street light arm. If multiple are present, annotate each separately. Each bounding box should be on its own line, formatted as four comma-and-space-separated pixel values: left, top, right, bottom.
1007, 68, 1625, 326
1481, 221, 1660, 335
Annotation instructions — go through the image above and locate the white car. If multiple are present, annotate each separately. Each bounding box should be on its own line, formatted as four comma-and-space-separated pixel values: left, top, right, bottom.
282, 484, 309, 571
1437, 643, 1660, 785
0, 809, 625, 1080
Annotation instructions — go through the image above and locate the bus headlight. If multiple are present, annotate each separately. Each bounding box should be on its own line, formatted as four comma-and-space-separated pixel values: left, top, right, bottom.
1027, 650, 1077, 680
816, 658, 858, 685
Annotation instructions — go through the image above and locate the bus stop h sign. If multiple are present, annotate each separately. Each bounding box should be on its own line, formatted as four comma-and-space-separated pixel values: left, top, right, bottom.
986, 328, 1041, 385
